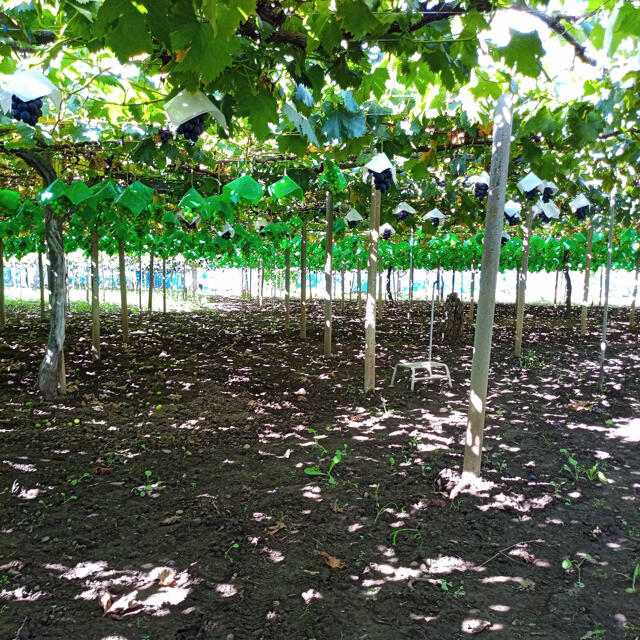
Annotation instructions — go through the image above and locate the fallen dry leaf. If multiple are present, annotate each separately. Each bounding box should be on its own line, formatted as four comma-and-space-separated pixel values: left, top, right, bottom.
159, 515, 182, 526
265, 521, 286, 536
93, 467, 112, 476
157, 568, 177, 586
569, 399, 591, 412
331, 502, 344, 513
461, 618, 491, 634
320, 552, 345, 569
100, 590, 142, 616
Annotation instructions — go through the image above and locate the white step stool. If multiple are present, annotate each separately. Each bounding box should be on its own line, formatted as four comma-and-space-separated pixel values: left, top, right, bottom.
390, 360, 452, 391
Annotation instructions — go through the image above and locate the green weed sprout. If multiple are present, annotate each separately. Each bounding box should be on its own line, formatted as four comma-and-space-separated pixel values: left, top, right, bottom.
304, 444, 348, 486
224, 542, 239, 563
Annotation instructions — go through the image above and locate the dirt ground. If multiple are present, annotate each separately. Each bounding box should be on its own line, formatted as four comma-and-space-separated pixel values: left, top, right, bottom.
1, 296, 639, 640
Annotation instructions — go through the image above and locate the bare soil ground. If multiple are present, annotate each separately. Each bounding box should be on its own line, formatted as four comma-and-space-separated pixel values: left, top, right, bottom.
1, 298, 639, 640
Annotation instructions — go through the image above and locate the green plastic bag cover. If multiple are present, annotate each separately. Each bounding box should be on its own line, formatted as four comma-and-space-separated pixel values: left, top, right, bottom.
0, 189, 21, 213
318, 159, 348, 194
268, 175, 303, 201
333, 218, 347, 234
163, 211, 178, 226
86, 180, 121, 210
179, 188, 205, 211
223, 175, 264, 205
114, 181, 154, 215
201, 194, 233, 222
263, 221, 289, 239
65, 181, 93, 205
39, 179, 69, 205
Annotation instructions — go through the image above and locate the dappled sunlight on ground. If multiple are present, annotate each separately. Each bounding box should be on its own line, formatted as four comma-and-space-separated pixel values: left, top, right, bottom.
0, 300, 638, 638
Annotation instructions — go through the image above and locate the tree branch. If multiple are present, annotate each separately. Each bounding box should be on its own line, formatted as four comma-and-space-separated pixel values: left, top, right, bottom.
510, 6, 597, 66
244, 0, 598, 68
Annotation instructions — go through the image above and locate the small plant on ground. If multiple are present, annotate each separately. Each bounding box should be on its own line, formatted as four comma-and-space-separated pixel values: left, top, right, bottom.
132, 470, 161, 497
562, 555, 591, 588
224, 541, 239, 563
389, 526, 422, 548
560, 449, 609, 483
307, 428, 328, 455
69, 472, 90, 487
304, 444, 348, 486
617, 562, 640, 594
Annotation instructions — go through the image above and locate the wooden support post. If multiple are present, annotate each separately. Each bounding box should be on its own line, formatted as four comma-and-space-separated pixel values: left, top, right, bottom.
324, 191, 334, 356
90, 228, 100, 361
514, 207, 534, 358
38, 250, 46, 320
300, 218, 307, 338
162, 258, 167, 313
364, 181, 381, 392
285, 245, 291, 329
630, 251, 639, 329
0, 239, 4, 329
148, 249, 154, 314
461, 94, 513, 482
580, 224, 593, 335
118, 239, 128, 344
598, 192, 616, 392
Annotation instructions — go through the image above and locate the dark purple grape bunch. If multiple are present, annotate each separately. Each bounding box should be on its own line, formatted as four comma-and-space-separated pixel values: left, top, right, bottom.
347, 220, 358, 230
158, 129, 172, 143
11, 95, 43, 126
524, 188, 538, 202
430, 217, 440, 228
382, 227, 393, 240
395, 208, 412, 222
371, 168, 393, 193
539, 213, 553, 224
474, 181, 489, 199
504, 214, 518, 227
500, 233, 510, 247
574, 206, 589, 220
541, 187, 554, 203
177, 113, 206, 142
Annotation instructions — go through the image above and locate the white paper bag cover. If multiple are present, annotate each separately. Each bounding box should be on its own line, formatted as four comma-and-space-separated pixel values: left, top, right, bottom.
165, 90, 227, 129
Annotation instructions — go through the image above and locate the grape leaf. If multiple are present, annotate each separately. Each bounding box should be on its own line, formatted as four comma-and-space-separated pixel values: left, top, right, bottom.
494, 29, 545, 78
201, 0, 257, 39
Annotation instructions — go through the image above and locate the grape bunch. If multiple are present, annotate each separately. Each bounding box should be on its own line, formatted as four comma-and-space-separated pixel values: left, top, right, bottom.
539, 213, 553, 224
159, 129, 172, 143
524, 188, 538, 202
500, 233, 510, 247
320, 162, 346, 194
474, 182, 489, 199
542, 187, 554, 203
221, 229, 232, 240
49, 198, 69, 217
347, 219, 358, 230
381, 227, 393, 240
177, 114, 206, 142
371, 168, 393, 193
504, 214, 518, 227
574, 206, 589, 220
395, 208, 412, 222
11, 95, 43, 126
430, 217, 441, 228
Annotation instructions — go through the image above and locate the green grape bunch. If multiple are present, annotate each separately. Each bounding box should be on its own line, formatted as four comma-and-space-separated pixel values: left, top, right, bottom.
319, 160, 347, 195
49, 197, 71, 218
